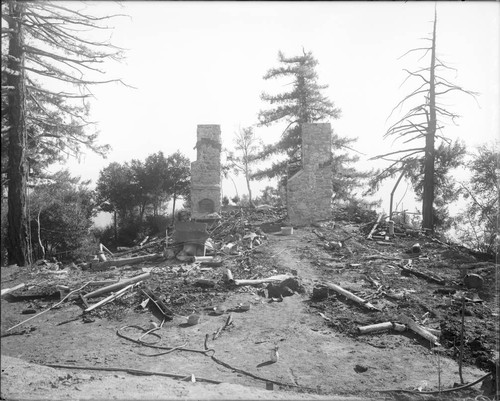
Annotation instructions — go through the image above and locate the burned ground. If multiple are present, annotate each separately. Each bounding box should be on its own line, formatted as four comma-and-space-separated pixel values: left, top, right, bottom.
1, 208, 498, 400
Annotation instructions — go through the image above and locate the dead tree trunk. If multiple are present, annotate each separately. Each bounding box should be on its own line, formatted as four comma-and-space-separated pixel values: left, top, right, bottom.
422, 10, 437, 232
6, 0, 28, 266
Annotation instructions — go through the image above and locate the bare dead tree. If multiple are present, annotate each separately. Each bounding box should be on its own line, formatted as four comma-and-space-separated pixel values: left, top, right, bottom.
369, 9, 478, 232
2, 0, 130, 266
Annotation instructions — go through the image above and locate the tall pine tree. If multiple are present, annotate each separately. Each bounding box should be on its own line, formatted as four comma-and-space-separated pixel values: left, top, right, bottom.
254, 49, 341, 181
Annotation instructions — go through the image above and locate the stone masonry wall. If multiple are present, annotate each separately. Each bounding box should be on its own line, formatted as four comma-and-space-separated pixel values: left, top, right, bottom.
287, 123, 333, 225
191, 125, 222, 219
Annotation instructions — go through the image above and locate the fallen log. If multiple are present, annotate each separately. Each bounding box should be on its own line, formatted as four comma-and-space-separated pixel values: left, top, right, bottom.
357, 322, 438, 336
324, 282, 379, 311
399, 315, 440, 345
398, 263, 445, 285
233, 274, 292, 286
89, 254, 161, 270
1, 283, 25, 298
83, 272, 150, 300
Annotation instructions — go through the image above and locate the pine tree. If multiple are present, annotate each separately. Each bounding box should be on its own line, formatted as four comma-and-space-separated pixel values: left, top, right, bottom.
253, 49, 341, 181
2, 1, 126, 265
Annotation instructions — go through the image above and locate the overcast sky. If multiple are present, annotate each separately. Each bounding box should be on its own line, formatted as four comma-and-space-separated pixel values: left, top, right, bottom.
53, 1, 499, 215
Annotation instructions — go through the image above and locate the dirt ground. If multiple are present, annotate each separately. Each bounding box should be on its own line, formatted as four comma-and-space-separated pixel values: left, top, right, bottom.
1, 214, 498, 400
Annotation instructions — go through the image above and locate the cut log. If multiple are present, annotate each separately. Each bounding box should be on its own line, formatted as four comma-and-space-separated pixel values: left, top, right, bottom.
399, 315, 440, 345
233, 274, 292, 286
358, 322, 393, 334
193, 256, 213, 262
324, 282, 379, 311
83, 272, 150, 300
1, 283, 25, 297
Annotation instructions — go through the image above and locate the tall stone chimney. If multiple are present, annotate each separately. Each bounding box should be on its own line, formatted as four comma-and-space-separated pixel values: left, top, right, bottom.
287, 123, 333, 225
190, 125, 222, 219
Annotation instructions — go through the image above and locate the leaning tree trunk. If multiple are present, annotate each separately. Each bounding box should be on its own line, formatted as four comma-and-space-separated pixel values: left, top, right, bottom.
422, 11, 437, 232
6, 0, 28, 266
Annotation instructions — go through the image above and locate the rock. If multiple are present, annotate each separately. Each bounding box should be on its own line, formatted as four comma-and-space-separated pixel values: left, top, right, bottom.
267, 284, 293, 298
311, 285, 330, 301
187, 313, 201, 326
354, 364, 368, 373
464, 273, 484, 289
194, 279, 216, 289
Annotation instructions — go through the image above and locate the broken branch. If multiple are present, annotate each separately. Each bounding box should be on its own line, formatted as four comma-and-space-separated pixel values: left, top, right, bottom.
324, 282, 380, 311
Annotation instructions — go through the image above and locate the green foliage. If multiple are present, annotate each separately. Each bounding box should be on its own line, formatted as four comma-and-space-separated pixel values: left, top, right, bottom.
455, 144, 499, 254
28, 170, 96, 262
409, 140, 467, 230
331, 132, 375, 203
95, 151, 190, 245
254, 49, 341, 180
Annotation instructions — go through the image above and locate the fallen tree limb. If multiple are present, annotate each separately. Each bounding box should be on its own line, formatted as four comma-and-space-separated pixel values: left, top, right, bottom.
324, 282, 380, 311
399, 315, 440, 345
1, 283, 25, 298
90, 254, 162, 270
112, 239, 164, 258
84, 283, 139, 312
233, 274, 292, 286
83, 272, 150, 300
44, 363, 222, 385
6, 282, 92, 332
398, 263, 445, 285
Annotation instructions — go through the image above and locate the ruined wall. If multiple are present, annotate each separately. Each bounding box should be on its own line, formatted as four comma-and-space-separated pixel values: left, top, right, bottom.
191, 125, 222, 219
287, 123, 333, 225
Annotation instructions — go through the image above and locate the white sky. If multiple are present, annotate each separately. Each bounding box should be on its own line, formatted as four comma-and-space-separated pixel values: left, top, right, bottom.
53, 1, 499, 216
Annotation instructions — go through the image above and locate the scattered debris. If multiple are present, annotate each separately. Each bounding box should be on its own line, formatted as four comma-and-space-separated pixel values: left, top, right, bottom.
83, 272, 151, 300
84, 282, 139, 313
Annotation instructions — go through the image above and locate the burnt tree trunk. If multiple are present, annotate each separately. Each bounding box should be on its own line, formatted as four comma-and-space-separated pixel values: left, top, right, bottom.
6, 0, 28, 266
422, 11, 437, 232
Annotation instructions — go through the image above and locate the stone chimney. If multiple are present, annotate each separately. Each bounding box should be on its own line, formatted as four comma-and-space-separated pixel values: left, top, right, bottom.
287, 123, 333, 225
190, 125, 222, 219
